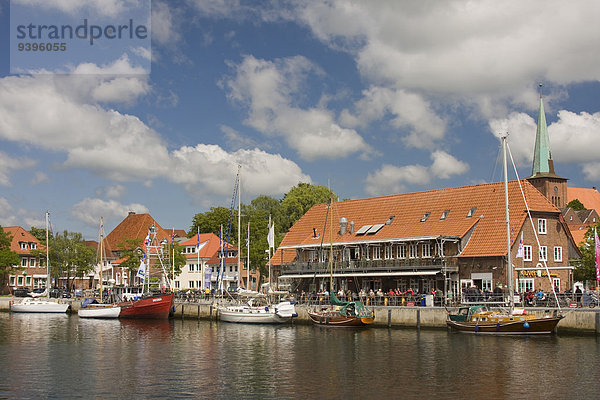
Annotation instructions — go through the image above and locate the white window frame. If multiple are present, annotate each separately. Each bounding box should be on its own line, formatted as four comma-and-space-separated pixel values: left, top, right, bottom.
554, 246, 562, 262
421, 243, 432, 258
372, 247, 381, 260
409, 244, 418, 258
20, 242, 27, 250
384, 245, 393, 260
30, 243, 37, 250
523, 245, 532, 261
539, 246, 547, 261
538, 219, 547, 234
397, 244, 406, 259
21, 258, 27, 267
552, 278, 561, 292
30, 258, 36, 267
518, 278, 534, 293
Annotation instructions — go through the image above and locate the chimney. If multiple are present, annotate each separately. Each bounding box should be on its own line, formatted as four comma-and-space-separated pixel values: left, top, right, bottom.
128, 211, 136, 216
339, 217, 348, 235
350, 221, 355, 234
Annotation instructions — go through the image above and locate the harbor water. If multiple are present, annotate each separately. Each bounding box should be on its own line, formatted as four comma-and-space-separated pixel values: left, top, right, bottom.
1, 312, 599, 399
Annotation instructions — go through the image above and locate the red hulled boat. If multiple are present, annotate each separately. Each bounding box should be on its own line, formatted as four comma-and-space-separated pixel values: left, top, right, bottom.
118, 292, 174, 319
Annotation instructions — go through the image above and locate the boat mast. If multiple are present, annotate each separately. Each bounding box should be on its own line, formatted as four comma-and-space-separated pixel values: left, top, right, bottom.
247, 222, 250, 290
100, 217, 104, 303
238, 165, 241, 290
502, 135, 515, 311
46, 211, 50, 299
329, 196, 333, 294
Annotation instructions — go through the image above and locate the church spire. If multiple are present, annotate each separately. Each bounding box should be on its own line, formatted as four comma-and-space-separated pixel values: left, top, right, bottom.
531, 84, 552, 177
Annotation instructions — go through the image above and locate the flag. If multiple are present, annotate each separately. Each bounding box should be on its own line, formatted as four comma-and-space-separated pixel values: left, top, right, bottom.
143, 233, 151, 251
136, 257, 146, 279
196, 232, 200, 251
267, 220, 275, 250
246, 223, 250, 248
172, 228, 175, 249
515, 232, 524, 258
595, 228, 600, 282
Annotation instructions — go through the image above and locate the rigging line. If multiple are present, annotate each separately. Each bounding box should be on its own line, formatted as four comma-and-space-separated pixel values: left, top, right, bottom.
218, 167, 240, 293
507, 142, 562, 311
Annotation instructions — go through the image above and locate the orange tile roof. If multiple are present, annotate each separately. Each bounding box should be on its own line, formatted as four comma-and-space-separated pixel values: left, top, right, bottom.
180, 233, 238, 264
105, 212, 171, 251
568, 187, 600, 212
3, 226, 43, 254
568, 225, 590, 247
275, 179, 560, 262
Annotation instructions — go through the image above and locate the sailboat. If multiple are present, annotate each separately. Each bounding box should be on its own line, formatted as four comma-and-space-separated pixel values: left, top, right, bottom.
217, 166, 298, 324
78, 218, 120, 319
117, 225, 174, 319
308, 196, 374, 327
11, 212, 70, 313
446, 136, 563, 334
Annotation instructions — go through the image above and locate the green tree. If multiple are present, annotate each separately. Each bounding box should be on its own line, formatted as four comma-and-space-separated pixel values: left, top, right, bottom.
242, 196, 281, 281
117, 238, 185, 286
0, 226, 20, 293
567, 199, 586, 211
50, 230, 96, 289
574, 224, 599, 282
279, 183, 335, 233
28, 226, 47, 244
189, 207, 238, 244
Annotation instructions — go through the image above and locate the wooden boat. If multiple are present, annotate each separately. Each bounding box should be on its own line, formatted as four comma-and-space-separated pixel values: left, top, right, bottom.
11, 212, 69, 314
446, 305, 563, 335
118, 292, 174, 319
446, 136, 563, 335
308, 292, 374, 327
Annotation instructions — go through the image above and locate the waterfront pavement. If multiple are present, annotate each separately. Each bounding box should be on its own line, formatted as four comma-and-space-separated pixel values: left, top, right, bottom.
2, 296, 599, 334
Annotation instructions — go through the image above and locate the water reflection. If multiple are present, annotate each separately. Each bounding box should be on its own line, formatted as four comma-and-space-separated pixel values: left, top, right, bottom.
1, 313, 599, 399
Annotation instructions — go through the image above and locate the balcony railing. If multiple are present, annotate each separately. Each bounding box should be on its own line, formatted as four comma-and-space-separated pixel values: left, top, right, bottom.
280, 257, 458, 275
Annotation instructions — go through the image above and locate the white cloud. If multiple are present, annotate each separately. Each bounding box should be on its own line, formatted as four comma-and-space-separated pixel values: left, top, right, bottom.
96, 184, 126, 199
71, 198, 149, 226
223, 55, 374, 160
30, 171, 49, 185
169, 145, 311, 197
0, 151, 36, 186
292, 1, 600, 115
365, 151, 469, 196
0, 198, 18, 226
13, 0, 135, 17
340, 86, 447, 149
151, 1, 181, 46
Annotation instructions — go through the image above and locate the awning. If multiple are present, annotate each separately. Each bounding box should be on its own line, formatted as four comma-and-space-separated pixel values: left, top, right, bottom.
280, 270, 440, 279
33, 274, 47, 278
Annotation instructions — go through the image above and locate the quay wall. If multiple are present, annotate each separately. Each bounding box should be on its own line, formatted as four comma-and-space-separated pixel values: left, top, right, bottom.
1, 297, 599, 335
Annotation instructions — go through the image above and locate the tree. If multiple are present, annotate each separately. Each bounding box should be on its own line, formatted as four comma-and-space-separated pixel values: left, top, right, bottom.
29, 226, 47, 244
567, 199, 586, 211
574, 224, 600, 283
189, 207, 238, 244
49, 230, 96, 289
279, 183, 335, 233
0, 226, 20, 293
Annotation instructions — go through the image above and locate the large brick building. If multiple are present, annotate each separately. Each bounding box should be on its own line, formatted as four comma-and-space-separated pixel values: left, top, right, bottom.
4, 226, 47, 292
272, 95, 582, 300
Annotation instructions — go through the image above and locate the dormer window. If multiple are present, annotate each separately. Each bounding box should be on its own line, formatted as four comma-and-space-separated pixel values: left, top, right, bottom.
440, 210, 450, 220
467, 207, 477, 218
20, 242, 28, 250
420, 212, 430, 222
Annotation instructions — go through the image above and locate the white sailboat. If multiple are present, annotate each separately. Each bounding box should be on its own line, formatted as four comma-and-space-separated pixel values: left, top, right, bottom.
217, 166, 297, 324
11, 212, 70, 313
78, 217, 120, 319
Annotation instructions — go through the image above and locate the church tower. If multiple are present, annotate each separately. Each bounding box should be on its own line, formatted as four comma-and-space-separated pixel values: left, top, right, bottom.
527, 88, 568, 208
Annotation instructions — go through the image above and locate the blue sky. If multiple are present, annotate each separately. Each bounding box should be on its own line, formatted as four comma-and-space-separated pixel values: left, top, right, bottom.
1, 0, 600, 239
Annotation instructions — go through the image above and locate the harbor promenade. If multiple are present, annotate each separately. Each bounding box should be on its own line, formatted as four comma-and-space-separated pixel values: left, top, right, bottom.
2, 296, 600, 335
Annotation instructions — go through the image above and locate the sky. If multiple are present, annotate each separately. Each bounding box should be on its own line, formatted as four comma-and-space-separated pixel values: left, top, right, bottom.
1, 0, 600, 240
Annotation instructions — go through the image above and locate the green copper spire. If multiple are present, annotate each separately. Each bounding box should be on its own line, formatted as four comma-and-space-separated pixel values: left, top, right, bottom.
531, 94, 551, 176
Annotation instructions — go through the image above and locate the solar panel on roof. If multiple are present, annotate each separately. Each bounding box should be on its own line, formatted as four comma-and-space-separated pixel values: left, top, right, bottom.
355, 225, 372, 235
366, 224, 384, 234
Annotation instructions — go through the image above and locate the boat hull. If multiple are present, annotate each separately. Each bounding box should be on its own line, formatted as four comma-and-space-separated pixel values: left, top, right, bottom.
78, 305, 121, 319
11, 299, 69, 313
446, 316, 563, 335
118, 293, 174, 319
308, 310, 374, 327
218, 302, 297, 324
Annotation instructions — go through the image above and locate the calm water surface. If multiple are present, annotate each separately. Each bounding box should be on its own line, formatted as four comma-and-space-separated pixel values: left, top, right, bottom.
1, 312, 599, 399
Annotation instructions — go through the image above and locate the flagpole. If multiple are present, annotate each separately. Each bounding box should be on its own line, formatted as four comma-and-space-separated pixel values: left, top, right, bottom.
238, 166, 241, 290
197, 227, 201, 292
172, 228, 175, 292
247, 222, 250, 290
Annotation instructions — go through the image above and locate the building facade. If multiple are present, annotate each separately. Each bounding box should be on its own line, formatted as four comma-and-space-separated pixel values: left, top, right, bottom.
4, 226, 47, 291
